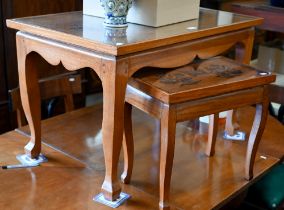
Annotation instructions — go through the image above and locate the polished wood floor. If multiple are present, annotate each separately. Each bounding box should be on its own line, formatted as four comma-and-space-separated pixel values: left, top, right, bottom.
0, 104, 283, 210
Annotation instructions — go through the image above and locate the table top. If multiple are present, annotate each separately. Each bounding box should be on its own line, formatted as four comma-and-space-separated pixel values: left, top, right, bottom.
7, 8, 262, 56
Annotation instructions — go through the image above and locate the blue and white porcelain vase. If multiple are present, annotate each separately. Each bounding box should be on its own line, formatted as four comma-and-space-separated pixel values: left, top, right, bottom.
100, 0, 133, 27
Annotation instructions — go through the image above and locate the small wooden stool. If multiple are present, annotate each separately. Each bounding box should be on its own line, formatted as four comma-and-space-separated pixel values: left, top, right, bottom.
122, 57, 276, 209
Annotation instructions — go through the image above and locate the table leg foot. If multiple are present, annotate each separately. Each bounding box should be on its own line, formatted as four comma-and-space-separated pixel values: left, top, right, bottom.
225, 110, 240, 136
94, 192, 131, 208
101, 180, 122, 201
159, 201, 171, 210
24, 141, 42, 159
16, 153, 48, 165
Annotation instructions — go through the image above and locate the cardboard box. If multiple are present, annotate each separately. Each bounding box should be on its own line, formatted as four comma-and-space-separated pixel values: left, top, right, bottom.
83, 0, 200, 27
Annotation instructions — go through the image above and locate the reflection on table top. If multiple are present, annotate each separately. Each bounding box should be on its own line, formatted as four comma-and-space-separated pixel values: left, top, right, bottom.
7, 104, 283, 210
6, 8, 262, 55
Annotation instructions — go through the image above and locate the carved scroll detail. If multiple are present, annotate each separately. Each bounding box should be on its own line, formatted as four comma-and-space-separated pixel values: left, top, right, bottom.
129, 40, 238, 77
18, 31, 109, 81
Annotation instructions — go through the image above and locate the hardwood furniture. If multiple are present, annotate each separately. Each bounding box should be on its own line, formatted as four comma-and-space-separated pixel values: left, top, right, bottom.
9, 73, 82, 127
122, 56, 275, 209
6, 9, 263, 201
231, 0, 284, 33
231, 1, 284, 122
0, 0, 83, 133
5, 104, 283, 210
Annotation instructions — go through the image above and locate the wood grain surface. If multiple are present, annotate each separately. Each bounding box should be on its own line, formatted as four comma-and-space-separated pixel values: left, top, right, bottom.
129, 56, 275, 104
124, 57, 275, 208
13, 104, 283, 210
6, 9, 263, 56
6, 8, 264, 201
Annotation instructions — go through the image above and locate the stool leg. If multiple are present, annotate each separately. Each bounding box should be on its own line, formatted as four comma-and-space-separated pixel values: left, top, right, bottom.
225, 110, 240, 136
245, 95, 269, 180
159, 106, 176, 210
206, 114, 219, 156
121, 102, 134, 184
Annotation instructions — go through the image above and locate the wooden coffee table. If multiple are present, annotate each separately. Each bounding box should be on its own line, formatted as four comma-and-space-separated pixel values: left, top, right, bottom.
7, 8, 263, 201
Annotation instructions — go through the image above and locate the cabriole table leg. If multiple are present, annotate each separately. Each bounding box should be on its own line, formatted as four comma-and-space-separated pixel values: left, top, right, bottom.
16, 36, 42, 159
245, 87, 269, 180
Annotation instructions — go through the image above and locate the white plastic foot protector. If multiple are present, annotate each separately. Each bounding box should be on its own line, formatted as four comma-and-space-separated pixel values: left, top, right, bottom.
223, 131, 246, 141
16, 154, 48, 165
93, 192, 131, 208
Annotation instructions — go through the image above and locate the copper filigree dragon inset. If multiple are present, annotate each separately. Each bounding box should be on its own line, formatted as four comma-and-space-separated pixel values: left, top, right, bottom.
159, 72, 201, 86
201, 64, 243, 78
156, 63, 244, 87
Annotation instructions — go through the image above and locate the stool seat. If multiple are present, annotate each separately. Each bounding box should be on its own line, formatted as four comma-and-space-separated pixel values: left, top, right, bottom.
122, 56, 276, 210
129, 57, 275, 104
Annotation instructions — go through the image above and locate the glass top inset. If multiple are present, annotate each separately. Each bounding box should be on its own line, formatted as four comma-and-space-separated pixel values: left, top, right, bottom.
7, 9, 262, 55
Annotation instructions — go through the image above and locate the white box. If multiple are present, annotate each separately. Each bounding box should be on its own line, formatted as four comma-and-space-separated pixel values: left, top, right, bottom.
83, 0, 200, 27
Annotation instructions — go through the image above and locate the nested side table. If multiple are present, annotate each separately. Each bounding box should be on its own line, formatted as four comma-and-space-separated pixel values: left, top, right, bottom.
7, 9, 263, 202
122, 56, 275, 209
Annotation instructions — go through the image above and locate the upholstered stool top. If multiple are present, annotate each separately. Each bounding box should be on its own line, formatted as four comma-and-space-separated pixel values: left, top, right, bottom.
129, 57, 276, 104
